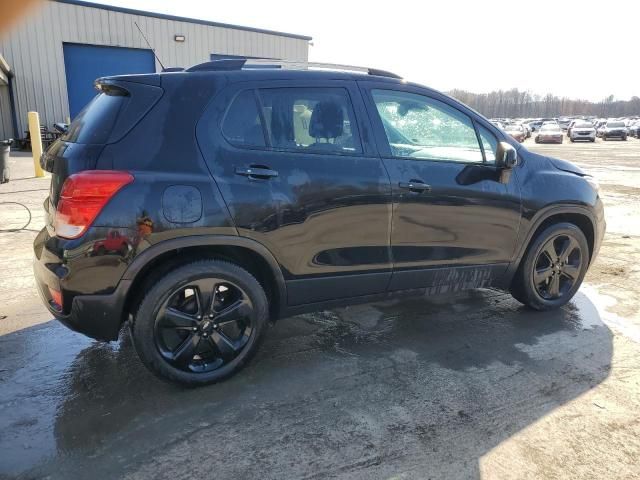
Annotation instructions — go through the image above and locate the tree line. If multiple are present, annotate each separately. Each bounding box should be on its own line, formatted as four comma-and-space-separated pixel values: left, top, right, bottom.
448, 88, 640, 119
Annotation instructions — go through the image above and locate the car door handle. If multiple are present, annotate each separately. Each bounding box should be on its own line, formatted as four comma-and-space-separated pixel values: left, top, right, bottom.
235, 166, 279, 180
399, 180, 431, 193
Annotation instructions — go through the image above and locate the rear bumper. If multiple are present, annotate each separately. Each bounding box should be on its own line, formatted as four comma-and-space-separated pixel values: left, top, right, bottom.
33, 228, 130, 341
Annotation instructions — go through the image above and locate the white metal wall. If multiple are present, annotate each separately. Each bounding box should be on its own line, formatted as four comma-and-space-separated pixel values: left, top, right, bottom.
0, 85, 11, 140
0, 1, 310, 137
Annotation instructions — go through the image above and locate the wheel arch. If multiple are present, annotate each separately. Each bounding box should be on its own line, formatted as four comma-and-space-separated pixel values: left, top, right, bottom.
501, 205, 597, 288
121, 235, 287, 324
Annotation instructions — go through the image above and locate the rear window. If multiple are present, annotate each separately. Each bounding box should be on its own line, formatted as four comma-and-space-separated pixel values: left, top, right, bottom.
62, 92, 129, 144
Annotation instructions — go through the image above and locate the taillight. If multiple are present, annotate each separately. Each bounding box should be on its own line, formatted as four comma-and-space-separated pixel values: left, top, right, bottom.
48, 287, 63, 312
54, 170, 133, 239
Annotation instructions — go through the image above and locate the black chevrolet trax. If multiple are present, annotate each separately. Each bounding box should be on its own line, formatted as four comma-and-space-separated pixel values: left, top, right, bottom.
34, 60, 605, 386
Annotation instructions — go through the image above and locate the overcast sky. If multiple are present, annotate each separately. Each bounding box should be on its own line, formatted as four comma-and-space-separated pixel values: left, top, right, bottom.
97, 0, 639, 102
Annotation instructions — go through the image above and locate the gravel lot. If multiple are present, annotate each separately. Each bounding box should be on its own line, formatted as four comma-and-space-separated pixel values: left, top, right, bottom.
0, 137, 639, 479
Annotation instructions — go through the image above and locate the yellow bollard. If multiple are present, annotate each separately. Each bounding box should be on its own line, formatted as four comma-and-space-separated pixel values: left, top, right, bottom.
27, 111, 45, 178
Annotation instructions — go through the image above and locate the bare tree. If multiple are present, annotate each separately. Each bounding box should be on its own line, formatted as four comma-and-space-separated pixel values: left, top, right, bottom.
448, 89, 639, 118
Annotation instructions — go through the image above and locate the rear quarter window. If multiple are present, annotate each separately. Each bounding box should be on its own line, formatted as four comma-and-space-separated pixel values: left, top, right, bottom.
63, 92, 129, 144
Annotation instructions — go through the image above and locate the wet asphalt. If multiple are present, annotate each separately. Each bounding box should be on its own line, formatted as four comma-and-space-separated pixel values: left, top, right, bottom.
0, 289, 613, 479
3, 139, 640, 479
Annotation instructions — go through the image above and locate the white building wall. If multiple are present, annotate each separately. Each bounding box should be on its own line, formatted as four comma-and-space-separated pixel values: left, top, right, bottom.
0, 0, 310, 137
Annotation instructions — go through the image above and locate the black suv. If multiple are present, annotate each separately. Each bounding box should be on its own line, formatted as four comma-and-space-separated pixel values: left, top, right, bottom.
601, 121, 628, 141
34, 60, 605, 386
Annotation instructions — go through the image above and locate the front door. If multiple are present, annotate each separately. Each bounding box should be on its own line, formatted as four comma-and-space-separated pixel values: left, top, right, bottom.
198, 80, 392, 305
361, 84, 521, 291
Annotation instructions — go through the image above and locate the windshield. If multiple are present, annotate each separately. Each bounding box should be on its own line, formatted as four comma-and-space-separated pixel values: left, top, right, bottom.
607, 122, 625, 128
506, 125, 522, 131
574, 122, 592, 128
541, 125, 559, 132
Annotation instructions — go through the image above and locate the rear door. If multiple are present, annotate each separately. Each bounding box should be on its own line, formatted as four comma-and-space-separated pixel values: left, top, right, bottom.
197, 79, 393, 305
360, 82, 521, 291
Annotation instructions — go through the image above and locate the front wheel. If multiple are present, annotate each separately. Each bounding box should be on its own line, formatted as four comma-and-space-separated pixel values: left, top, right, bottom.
132, 260, 268, 386
511, 223, 589, 310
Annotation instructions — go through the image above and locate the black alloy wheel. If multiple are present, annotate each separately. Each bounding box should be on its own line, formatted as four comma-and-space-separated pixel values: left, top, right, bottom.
510, 222, 589, 311
132, 260, 268, 386
154, 279, 254, 373
532, 234, 582, 300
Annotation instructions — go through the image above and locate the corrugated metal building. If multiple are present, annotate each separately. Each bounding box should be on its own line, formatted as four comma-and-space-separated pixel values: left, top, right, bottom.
0, 55, 13, 139
0, 0, 311, 141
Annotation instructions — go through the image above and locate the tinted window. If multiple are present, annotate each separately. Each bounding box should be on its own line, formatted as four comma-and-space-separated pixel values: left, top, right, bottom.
222, 90, 266, 147
477, 124, 498, 164
258, 88, 361, 154
63, 92, 128, 144
372, 90, 483, 163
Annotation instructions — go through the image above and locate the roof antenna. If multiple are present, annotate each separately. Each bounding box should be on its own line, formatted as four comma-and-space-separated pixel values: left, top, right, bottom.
134, 21, 166, 71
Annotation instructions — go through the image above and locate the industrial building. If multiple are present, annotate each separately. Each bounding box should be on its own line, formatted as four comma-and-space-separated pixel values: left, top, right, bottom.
0, 0, 311, 141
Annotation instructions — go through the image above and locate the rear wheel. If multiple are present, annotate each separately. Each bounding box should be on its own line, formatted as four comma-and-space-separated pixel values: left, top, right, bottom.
132, 260, 268, 386
511, 223, 589, 310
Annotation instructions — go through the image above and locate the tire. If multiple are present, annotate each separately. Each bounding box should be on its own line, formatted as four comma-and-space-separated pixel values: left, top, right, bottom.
590, 139, 595, 142
535, 137, 540, 144
510, 222, 589, 311
132, 259, 268, 386
622, 135, 627, 141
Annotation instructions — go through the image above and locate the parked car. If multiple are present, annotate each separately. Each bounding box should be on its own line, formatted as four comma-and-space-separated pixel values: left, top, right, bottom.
558, 118, 571, 131
568, 121, 596, 142
34, 59, 605, 386
601, 121, 628, 141
535, 123, 564, 143
504, 123, 526, 142
566, 119, 583, 137
520, 122, 532, 138
629, 120, 640, 138
529, 120, 543, 132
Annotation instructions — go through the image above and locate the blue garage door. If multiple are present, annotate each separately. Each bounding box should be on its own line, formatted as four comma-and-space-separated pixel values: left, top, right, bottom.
63, 43, 155, 118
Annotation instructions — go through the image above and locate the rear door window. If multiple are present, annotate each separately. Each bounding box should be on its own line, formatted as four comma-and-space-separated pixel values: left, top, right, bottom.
257, 87, 362, 155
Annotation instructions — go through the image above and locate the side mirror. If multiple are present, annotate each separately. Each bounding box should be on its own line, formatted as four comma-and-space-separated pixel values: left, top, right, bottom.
497, 142, 518, 169
496, 142, 517, 184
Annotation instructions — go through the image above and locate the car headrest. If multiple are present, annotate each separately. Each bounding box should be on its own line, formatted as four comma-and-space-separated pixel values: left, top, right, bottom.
309, 101, 344, 139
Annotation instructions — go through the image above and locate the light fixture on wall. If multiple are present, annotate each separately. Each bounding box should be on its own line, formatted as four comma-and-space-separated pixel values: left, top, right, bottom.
174, 35, 185, 42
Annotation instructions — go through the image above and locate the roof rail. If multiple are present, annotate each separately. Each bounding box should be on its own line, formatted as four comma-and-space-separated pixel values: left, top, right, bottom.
185, 59, 247, 72
183, 59, 402, 79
